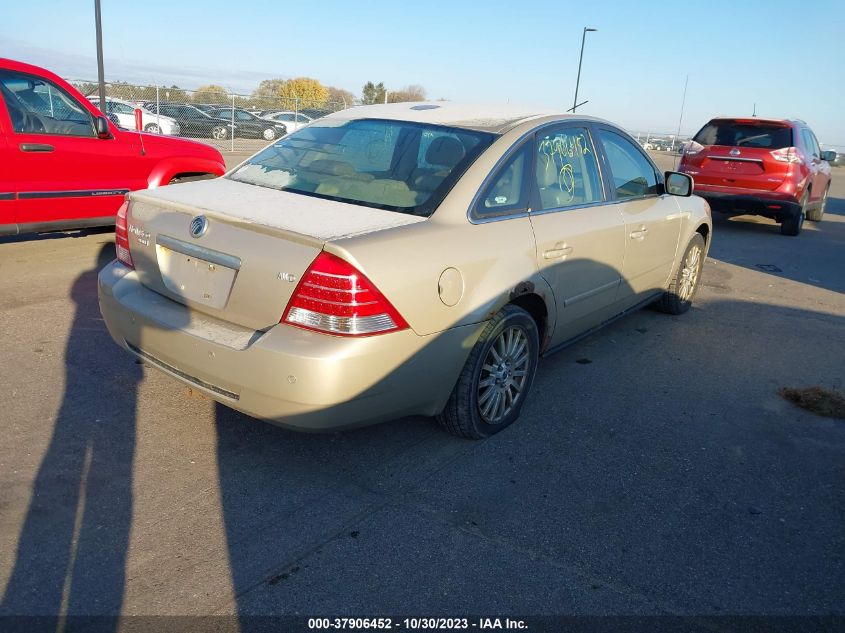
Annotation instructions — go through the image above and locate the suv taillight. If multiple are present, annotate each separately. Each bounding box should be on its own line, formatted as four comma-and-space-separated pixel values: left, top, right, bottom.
115, 200, 134, 268
282, 251, 408, 337
770, 147, 804, 164
684, 141, 705, 156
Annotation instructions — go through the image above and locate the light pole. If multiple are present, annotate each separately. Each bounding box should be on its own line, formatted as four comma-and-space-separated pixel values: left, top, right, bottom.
571, 27, 597, 114
94, 0, 106, 112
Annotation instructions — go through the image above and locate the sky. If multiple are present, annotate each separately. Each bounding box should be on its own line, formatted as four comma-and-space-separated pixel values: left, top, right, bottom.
2, 0, 844, 145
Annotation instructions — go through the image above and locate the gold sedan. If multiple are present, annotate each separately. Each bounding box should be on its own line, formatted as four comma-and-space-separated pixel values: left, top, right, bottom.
99, 103, 712, 438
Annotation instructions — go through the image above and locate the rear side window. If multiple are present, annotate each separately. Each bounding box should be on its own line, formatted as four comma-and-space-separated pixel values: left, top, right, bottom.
230, 118, 495, 216
475, 143, 531, 217
694, 120, 793, 149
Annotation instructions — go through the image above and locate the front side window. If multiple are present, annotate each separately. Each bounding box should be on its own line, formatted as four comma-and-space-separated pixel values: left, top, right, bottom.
534, 127, 603, 211
0, 70, 95, 137
230, 118, 495, 216
597, 129, 659, 199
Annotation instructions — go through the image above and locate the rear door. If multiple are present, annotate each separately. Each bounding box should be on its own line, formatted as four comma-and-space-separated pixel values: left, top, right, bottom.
526, 124, 626, 345
594, 126, 681, 297
801, 128, 828, 203
0, 69, 144, 227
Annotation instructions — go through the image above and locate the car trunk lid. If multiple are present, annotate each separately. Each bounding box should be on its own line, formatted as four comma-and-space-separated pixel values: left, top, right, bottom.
125, 177, 425, 331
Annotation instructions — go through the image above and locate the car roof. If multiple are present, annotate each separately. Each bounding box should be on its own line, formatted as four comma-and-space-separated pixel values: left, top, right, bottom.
321, 102, 602, 134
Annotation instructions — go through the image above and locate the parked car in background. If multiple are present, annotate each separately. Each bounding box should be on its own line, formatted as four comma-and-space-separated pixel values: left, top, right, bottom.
260, 110, 313, 133
205, 106, 286, 140
87, 95, 180, 135
0, 58, 226, 236
679, 117, 834, 235
143, 102, 234, 139
99, 102, 711, 439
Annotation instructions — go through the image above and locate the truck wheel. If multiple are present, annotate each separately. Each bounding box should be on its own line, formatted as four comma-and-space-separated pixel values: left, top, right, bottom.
436, 305, 539, 439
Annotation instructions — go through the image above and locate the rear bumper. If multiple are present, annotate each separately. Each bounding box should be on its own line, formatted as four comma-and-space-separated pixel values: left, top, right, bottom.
692, 185, 800, 218
98, 261, 482, 431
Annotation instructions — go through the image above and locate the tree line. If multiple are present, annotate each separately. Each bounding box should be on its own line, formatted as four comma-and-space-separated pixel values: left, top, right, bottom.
73, 77, 430, 111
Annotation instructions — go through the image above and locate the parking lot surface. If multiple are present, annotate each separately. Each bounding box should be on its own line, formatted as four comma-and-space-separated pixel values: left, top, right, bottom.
0, 160, 843, 621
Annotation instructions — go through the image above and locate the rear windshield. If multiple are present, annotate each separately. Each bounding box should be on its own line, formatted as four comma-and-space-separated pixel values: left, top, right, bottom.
693, 121, 792, 149
229, 118, 496, 216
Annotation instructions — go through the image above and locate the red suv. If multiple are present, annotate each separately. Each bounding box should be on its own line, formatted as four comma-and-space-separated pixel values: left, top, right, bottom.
0, 58, 226, 236
678, 117, 835, 236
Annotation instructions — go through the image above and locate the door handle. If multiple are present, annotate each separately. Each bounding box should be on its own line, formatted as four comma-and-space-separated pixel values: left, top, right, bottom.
20, 143, 54, 153
629, 227, 649, 240
543, 243, 574, 259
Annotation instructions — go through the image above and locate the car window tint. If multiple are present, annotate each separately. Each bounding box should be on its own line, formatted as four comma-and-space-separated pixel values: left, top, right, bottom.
802, 129, 820, 157
230, 118, 494, 217
597, 129, 659, 199
693, 121, 792, 149
475, 143, 530, 217
236, 111, 252, 121
534, 127, 603, 211
0, 70, 95, 137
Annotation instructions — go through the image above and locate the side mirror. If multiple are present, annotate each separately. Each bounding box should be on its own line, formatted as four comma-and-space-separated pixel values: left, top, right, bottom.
820, 150, 837, 162
664, 171, 693, 197
95, 115, 112, 139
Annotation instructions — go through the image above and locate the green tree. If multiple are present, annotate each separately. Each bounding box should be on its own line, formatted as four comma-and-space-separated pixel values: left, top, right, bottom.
361, 81, 386, 105
192, 84, 229, 105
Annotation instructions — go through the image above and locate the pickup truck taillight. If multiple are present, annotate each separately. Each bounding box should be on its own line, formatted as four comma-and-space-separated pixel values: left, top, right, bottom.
282, 251, 408, 337
115, 200, 134, 269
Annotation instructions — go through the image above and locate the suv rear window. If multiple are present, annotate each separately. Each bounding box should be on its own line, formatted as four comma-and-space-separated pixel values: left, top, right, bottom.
693, 120, 792, 149
229, 118, 495, 216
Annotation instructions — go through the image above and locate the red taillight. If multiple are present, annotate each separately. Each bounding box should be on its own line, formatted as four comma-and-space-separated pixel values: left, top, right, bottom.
282, 251, 408, 337
684, 141, 705, 156
115, 200, 134, 268
770, 147, 804, 164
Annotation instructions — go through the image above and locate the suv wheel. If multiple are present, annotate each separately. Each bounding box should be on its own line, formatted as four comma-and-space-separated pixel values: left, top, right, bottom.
806, 185, 828, 222
781, 192, 807, 236
436, 305, 539, 439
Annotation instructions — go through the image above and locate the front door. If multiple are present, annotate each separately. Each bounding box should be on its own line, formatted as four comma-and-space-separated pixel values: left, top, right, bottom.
528, 125, 626, 346
594, 127, 682, 297
0, 69, 143, 228
0, 112, 16, 229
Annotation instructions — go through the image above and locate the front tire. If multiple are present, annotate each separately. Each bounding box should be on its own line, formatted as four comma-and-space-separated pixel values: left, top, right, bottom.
657, 233, 705, 315
144, 123, 161, 134
262, 128, 277, 141
436, 305, 539, 439
212, 125, 229, 140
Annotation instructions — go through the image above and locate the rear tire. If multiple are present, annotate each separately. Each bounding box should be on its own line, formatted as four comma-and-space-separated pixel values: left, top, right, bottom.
212, 125, 229, 140
144, 123, 161, 134
436, 305, 539, 439
657, 233, 705, 315
781, 192, 807, 236
806, 185, 828, 222
263, 128, 277, 141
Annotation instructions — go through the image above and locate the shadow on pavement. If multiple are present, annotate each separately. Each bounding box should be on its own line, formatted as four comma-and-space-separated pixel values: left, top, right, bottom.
0, 244, 139, 629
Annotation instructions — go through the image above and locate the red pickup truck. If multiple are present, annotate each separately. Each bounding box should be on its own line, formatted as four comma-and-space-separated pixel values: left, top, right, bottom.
0, 58, 226, 236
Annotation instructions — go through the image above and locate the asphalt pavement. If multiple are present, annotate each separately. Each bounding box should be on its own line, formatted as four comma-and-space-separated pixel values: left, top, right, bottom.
0, 160, 843, 625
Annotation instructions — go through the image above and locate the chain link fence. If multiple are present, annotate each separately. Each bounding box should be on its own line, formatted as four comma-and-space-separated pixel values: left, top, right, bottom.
68, 80, 350, 155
